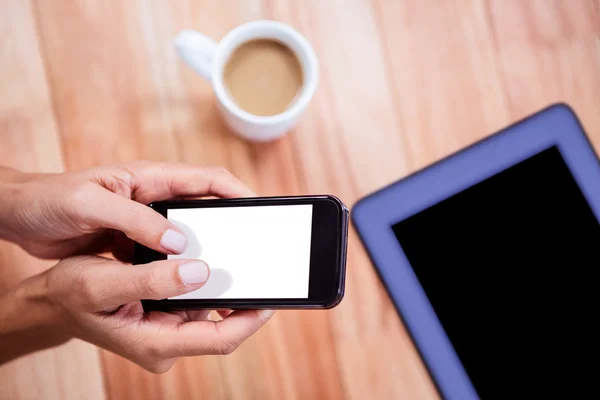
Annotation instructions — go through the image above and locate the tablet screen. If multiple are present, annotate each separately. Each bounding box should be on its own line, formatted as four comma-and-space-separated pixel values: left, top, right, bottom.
392, 145, 598, 397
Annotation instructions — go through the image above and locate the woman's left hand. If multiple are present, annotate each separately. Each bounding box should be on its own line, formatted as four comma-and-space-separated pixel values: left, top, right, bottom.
0, 162, 254, 260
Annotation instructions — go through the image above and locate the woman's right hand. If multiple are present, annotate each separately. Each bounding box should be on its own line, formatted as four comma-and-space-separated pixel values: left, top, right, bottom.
0, 162, 255, 261
0, 255, 274, 372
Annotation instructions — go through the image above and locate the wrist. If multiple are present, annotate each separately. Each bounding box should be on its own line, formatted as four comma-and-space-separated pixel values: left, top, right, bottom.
0, 272, 72, 364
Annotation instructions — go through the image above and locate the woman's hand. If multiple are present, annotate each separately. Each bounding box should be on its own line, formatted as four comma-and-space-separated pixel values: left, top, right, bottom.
0, 162, 275, 370
0, 255, 274, 372
0, 162, 254, 260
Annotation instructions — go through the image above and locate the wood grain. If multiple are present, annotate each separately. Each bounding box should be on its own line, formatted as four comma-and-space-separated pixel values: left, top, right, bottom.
1, 0, 599, 399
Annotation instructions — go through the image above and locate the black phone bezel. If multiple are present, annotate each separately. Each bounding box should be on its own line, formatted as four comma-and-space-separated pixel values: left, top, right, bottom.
135, 195, 348, 311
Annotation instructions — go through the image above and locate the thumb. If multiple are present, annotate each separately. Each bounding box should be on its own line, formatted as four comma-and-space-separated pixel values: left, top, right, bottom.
85, 258, 210, 310
86, 188, 189, 255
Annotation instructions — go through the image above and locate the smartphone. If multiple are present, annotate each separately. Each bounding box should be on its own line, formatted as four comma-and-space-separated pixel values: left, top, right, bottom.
134, 195, 348, 311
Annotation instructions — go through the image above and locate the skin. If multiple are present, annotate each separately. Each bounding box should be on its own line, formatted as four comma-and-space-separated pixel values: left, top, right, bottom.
0, 162, 274, 373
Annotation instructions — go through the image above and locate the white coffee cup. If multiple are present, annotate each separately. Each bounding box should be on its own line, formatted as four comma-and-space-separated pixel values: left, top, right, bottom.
174, 20, 319, 142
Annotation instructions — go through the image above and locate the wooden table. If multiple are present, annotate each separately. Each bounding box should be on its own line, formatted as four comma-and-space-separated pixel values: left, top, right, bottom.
1, 1, 598, 399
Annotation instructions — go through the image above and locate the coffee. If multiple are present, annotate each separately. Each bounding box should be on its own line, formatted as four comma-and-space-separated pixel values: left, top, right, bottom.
223, 39, 303, 116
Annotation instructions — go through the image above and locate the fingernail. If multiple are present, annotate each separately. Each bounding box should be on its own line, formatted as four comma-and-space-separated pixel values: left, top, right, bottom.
160, 229, 188, 254
179, 261, 209, 285
260, 310, 276, 319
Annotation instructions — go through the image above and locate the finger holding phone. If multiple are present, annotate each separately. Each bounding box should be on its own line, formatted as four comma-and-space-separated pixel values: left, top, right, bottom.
0, 162, 254, 260
0, 162, 274, 372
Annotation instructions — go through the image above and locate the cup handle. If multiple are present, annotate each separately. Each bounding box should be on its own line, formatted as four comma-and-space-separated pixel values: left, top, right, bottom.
174, 30, 218, 81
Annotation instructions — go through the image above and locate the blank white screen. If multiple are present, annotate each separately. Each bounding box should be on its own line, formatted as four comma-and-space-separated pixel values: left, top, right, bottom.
167, 205, 313, 299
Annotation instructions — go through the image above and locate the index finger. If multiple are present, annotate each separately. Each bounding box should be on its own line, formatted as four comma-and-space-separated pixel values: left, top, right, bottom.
160, 310, 275, 357
101, 163, 255, 204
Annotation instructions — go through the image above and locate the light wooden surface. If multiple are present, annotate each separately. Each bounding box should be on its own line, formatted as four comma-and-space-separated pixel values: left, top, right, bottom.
1, 1, 599, 399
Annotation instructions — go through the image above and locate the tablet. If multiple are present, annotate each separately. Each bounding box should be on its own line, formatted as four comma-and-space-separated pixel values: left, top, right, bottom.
352, 103, 598, 399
